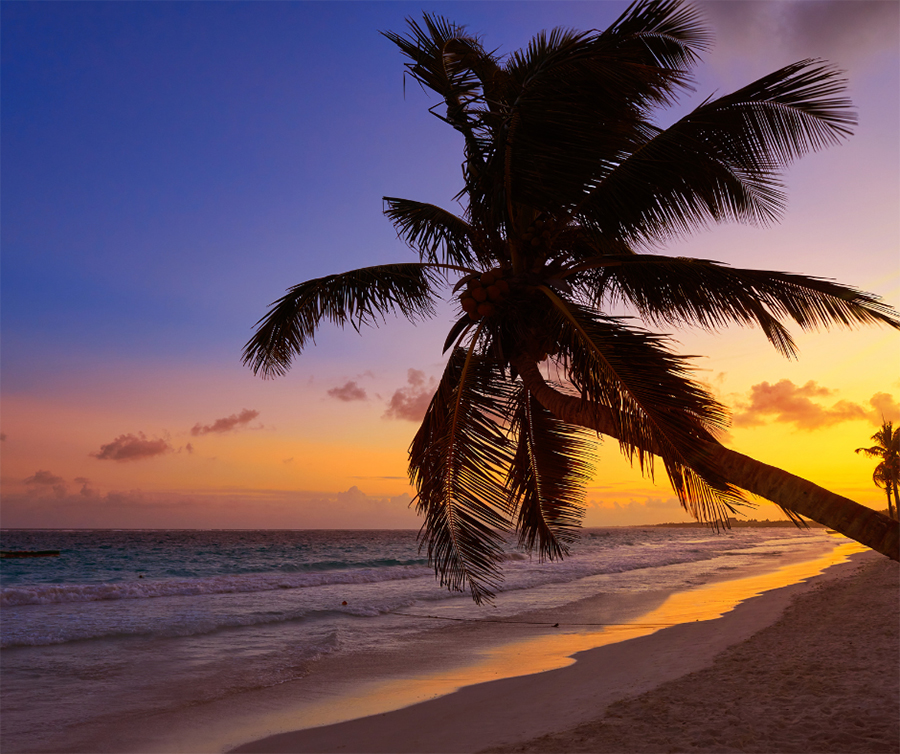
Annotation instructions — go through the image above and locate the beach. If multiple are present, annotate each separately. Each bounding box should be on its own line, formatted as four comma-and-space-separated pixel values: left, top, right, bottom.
491, 552, 900, 754
235, 551, 898, 754
2, 530, 896, 753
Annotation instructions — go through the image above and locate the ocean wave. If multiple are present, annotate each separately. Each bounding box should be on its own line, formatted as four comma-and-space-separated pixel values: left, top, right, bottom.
0, 607, 358, 649
0, 563, 433, 607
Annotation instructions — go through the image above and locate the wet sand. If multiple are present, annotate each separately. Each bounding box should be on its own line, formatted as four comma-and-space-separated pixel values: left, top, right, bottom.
233, 550, 897, 753
489, 552, 899, 754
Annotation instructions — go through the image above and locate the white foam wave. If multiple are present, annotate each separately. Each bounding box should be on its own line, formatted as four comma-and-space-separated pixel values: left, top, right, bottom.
1, 564, 433, 607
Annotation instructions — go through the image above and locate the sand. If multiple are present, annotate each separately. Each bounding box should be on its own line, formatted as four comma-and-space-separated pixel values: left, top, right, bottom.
233, 550, 898, 754
489, 553, 899, 754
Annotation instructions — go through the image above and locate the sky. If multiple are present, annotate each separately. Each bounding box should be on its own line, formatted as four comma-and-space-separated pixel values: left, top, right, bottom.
2, 1, 898, 531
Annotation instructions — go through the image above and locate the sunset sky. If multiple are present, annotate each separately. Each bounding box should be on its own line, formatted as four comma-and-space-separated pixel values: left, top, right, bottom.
2, 1, 898, 531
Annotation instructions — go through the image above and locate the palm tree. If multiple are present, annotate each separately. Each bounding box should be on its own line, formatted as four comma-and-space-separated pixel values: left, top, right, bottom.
244, 1, 900, 601
873, 466, 895, 521
857, 421, 900, 520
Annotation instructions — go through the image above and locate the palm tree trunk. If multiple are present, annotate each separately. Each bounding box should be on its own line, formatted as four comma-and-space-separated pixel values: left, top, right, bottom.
885, 484, 896, 521
891, 480, 899, 521
513, 358, 900, 561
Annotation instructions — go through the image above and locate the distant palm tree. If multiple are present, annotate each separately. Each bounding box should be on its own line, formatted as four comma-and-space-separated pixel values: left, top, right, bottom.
245, 1, 900, 601
857, 421, 900, 521
873, 467, 895, 521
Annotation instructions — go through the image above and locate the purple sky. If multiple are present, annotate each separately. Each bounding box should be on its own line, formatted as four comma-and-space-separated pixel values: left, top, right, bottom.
2, 1, 898, 529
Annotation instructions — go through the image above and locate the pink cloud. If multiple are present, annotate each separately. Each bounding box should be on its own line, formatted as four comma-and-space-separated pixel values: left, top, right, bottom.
24, 470, 65, 486
74, 477, 94, 497
868, 392, 900, 423
0, 485, 419, 529
700, 1, 898, 69
327, 381, 368, 402
731, 380, 894, 430
23, 469, 67, 498
92, 432, 172, 461
190, 409, 259, 436
383, 369, 436, 422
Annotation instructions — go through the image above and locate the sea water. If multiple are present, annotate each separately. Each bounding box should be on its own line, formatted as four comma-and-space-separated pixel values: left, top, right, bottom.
0, 527, 846, 752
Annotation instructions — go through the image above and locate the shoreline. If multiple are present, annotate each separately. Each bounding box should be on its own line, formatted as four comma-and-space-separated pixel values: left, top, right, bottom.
231, 546, 893, 754
5, 528, 850, 754
490, 551, 899, 754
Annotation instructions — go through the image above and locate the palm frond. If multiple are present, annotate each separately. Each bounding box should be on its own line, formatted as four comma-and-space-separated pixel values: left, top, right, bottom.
554, 224, 638, 263
501, 1, 709, 215
381, 14, 482, 105
570, 255, 900, 358
381, 14, 497, 151
443, 313, 475, 354
383, 197, 480, 268
243, 264, 442, 378
602, 0, 711, 71
857, 422, 899, 460
409, 342, 517, 603
873, 464, 891, 489
507, 387, 596, 559
576, 60, 855, 244
539, 289, 746, 523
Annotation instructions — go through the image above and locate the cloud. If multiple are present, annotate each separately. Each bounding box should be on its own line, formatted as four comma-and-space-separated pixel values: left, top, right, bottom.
868, 392, 900, 423
583, 494, 697, 527
92, 432, 172, 461
74, 477, 94, 497
0, 485, 420, 529
700, 1, 898, 70
731, 380, 895, 430
779, 1, 898, 65
23, 469, 68, 498
327, 381, 368, 402
384, 369, 436, 421
25, 470, 65, 486
190, 409, 259, 436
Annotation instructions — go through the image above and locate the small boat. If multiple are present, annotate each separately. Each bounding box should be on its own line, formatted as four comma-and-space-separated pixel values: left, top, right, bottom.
0, 550, 61, 558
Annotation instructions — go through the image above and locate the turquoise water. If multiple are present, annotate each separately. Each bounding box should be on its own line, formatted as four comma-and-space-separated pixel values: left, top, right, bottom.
1, 529, 426, 587
0, 527, 841, 752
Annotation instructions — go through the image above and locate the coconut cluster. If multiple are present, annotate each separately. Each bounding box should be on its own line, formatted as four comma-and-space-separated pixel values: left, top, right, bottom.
521, 218, 554, 248
459, 268, 510, 321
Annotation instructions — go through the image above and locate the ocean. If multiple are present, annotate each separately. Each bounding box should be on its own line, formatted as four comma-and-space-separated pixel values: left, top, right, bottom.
0, 527, 858, 753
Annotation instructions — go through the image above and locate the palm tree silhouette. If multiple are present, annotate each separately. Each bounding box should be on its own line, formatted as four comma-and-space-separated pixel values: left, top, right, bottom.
244, 2, 900, 601
857, 421, 900, 521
